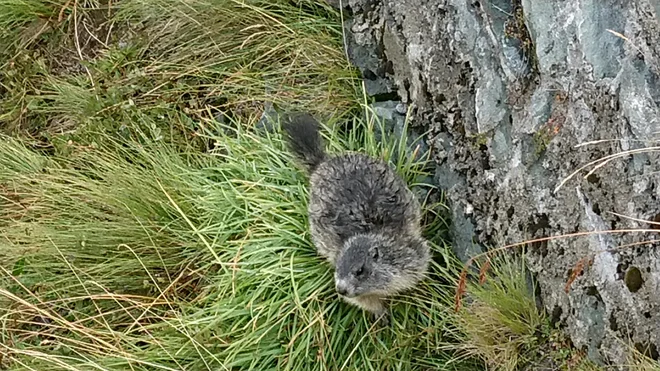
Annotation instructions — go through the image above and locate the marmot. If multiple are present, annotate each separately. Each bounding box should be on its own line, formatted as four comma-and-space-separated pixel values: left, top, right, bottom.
282, 113, 431, 323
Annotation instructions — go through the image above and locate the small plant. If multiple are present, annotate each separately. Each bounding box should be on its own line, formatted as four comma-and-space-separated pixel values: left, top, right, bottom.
532, 117, 561, 156
537, 322, 604, 371
447, 254, 544, 371
469, 132, 489, 149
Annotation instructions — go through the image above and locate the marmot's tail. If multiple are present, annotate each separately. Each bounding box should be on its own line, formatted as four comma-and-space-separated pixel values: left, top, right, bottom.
282, 113, 326, 173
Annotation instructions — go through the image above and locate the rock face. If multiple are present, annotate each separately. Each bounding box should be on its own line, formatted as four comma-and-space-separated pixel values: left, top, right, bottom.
336, 0, 660, 365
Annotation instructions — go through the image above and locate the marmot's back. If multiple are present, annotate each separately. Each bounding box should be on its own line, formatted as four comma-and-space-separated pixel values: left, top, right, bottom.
308, 153, 421, 260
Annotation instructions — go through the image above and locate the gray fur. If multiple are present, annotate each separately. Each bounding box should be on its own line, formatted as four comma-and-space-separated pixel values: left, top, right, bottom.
283, 114, 431, 323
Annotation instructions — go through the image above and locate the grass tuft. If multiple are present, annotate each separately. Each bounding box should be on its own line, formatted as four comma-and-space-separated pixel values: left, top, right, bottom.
446, 255, 544, 371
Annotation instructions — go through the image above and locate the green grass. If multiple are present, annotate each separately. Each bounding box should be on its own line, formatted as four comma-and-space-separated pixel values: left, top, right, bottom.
1, 0, 359, 142
0, 110, 472, 370
0, 0, 55, 31
0, 1, 476, 368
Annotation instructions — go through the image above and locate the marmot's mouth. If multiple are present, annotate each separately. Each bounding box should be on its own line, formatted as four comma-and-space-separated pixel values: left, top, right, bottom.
335, 279, 355, 297
336, 288, 358, 298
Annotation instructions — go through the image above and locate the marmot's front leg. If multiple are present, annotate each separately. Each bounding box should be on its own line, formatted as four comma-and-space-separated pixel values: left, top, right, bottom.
343, 294, 390, 325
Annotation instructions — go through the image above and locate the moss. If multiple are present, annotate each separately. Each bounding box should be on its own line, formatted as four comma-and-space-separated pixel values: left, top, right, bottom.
533, 126, 553, 155
504, 0, 539, 74
469, 132, 490, 149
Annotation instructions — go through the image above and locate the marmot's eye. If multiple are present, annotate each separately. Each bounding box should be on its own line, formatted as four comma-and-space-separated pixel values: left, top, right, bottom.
373, 248, 379, 260
356, 266, 364, 276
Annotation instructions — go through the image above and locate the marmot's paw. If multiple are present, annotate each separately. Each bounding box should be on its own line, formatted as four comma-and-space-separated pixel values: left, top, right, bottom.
372, 309, 390, 327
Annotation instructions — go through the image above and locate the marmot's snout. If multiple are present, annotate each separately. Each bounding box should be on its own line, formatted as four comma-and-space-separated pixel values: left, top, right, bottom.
335, 279, 353, 297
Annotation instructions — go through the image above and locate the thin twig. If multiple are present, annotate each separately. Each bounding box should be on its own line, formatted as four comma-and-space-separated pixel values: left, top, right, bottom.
554, 147, 660, 194
73, 0, 96, 88
606, 29, 643, 56
607, 211, 660, 226
455, 228, 660, 307
469, 229, 660, 265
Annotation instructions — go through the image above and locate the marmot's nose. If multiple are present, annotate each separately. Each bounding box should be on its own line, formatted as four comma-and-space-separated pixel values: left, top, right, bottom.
336, 284, 348, 296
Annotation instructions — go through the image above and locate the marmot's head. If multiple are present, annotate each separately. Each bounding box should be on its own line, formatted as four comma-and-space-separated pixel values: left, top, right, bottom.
334, 233, 428, 298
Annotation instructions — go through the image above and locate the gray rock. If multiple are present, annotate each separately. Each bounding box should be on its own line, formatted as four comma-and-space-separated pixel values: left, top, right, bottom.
578, 0, 626, 79
342, 0, 660, 365
369, 100, 430, 164
343, 18, 396, 97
